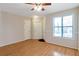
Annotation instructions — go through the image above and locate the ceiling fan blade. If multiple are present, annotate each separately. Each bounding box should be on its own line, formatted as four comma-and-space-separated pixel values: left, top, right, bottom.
25, 3, 35, 5
42, 3, 51, 6
26, 3, 51, 5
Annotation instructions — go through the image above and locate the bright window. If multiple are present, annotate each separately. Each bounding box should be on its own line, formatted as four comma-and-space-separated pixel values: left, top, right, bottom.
53, 15, 72, 38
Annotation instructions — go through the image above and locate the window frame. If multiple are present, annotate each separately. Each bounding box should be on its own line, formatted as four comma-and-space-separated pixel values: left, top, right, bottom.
53, 15, 73, 38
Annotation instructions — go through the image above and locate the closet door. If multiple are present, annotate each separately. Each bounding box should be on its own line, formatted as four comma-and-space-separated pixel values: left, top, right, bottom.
32, 17, 43, 39
24, 19, 31, 39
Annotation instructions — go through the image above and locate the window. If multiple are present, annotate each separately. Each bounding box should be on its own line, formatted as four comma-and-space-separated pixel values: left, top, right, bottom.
53, 15, 72, 38
53, 17, 62, 37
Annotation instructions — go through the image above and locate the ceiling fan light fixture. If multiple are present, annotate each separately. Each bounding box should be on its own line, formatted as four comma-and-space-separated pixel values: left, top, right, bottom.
34, 4, 42, 11
37, 6, 42, 11
26, 3, 51, 11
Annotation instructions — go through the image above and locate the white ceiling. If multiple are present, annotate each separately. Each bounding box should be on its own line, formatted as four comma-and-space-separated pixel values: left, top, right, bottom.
0, 3, 79, 16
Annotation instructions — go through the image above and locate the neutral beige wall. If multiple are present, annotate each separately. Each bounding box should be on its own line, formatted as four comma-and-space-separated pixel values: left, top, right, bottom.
0, 11, 3, 42
0, 11, 31, 47
0, 11, 45, 47
78, 7, 79, 50
24, 19, 32, 39
44, 8, 79, 49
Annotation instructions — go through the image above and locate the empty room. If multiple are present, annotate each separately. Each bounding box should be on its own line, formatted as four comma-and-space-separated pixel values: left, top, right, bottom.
0, 3, 79, 56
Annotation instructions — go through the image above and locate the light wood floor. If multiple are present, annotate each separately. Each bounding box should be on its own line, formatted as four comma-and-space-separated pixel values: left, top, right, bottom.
0, 39, 79, 56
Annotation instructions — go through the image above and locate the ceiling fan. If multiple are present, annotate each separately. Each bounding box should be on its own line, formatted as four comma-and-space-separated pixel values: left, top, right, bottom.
26, 3, 51, 11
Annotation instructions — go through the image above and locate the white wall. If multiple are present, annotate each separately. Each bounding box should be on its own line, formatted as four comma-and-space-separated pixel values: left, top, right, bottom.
0, 11, 31, 47
44, 8, 79, 49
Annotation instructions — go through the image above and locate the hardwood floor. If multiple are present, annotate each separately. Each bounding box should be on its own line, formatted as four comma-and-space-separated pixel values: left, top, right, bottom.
0, 39, 79, 56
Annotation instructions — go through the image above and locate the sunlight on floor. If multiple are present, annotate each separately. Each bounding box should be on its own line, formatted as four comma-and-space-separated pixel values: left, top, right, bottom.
53, 51, 63, 56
